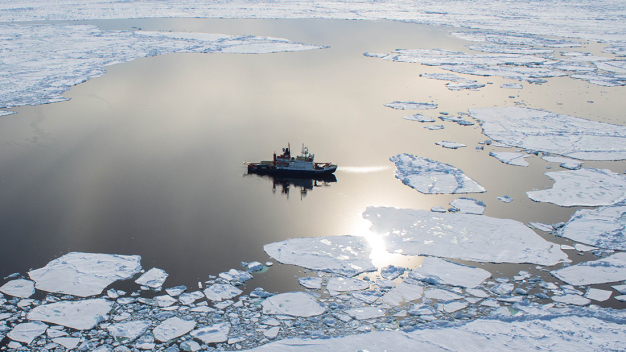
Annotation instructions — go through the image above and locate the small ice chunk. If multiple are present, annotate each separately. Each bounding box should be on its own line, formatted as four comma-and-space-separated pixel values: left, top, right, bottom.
248, 261, 264, 272
408, 303, 435, 315
541, 156, 583, 170
154, 295, 178, 307
489, 152, 530, 167
376, 279, 396, 289
165, 285, 186, 297
204, 284, 242, 302
557, 202, 626, 250
466, 288, 489, 298
107, 320, 150, 342
250, 287, 273, 298
351, 290, 382, 304
153, 317, 196, 342
344, 307, 385, 320
135, 268, 168, 289
431, 206, 447, 213
443, 301, 468, 313
385, 101, 438, 110
7, 322, 48, 344
612, 284, 626, 294
552, 294, 590, 306
190, 322, 230, 344
501, 83, 523, 89
52, 337, 81, 349
219, 269, 253, 282
264, 236, 375, 277
615, 295, 626, 302
380, 265, 406, 280
327, 277, 369, 292
266, 261, 274, 267
298, 277, 323, 289
27, 298, 112, 330
496, 195, 513, 203
561, 244, 575, 250
403, 114, 436, 122
262, 292, 325, 317
28, 252, 142, 297
529, 222, 554, 232
436, 141, 466, 149
264, 326, 280, 339
214, 300, 234, 309
179, 291, 205, 305
425, 289, 462, 301
425, 125, 445, 130
481, 298, 500, 307
382, 282, 424, 306
0, 279, 35, 298
390, 154, 486, 194
409, 257, 491, 288
584, 288, 612, 302
449, 197, 486, 215
492, 283, 514, 295
575, 243, 597, 252
551, 252, 626, 285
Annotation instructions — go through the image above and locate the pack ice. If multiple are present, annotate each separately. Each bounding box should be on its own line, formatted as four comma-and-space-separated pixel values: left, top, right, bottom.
558, 201, 626, 250
263, 236, 375, 277
363, 207, 569, 265
527, 168, 626, 207
28, 252, 142, 297
551, 252, 626, 285
390, 154, 485, 194
469, 107, 626, 161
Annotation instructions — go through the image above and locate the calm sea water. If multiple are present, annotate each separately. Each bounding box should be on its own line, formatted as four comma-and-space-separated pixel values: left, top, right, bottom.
1, 18, 625, 306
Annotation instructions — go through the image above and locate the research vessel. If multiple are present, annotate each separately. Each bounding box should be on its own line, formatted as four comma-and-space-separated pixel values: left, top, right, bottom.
247, 143, 337, 176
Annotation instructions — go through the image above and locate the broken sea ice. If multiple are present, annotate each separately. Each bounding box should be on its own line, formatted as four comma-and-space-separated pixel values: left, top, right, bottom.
557, 201, 626, 250
27, 298, 112, 330
408, 257, 491, 288
262, 292, 325, 317
551, 252, 626, 285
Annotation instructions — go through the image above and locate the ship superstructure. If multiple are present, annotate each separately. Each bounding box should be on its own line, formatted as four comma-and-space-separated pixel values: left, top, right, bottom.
247, 143, 337, 176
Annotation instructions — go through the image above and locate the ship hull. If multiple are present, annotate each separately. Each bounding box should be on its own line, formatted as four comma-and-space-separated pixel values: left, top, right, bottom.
248, 165, 337, 176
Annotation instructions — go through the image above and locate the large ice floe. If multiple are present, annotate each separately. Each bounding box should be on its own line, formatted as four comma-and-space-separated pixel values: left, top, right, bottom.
135, 267, 168, 289
551, 252, 626, 286
557, 201, 626, 250
469, 107, 626, 161
27, 252, 142, 297
27, 298, 112, 330
0, 279, 35, 298
261, 292, 325, 317
263, 235, 375, 277
527, 168, 626, 207
0, 23, 325, 111
363, 206, 569, 265
390, 154, 485, 194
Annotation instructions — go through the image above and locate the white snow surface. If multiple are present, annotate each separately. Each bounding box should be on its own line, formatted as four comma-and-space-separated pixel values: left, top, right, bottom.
190, 322, 231, 343
381, 282, 424, 306
263, 235, 375, 277
527, 168, 626, 207
327, 277, 369, 292
557, 201, 626, 250
27, 298, 112, 330
384, 101, 437, 110
7, 321, 47, 344
470, 107, 626, 161
0, 24, 325, 111
219, 269, 253, 282
135, 267, 168, 288
408, 257, 491, 288
489, 152, 529, 167
551, 252, 626, 286
28, 252, 142, 297
153, 317, 197, 342
262, 292, 325, 317
449, 197, 486, 215
390, 154, 486, 194
203, 284, 242, 302
585, 288, 612, 302
298, 277, 323, 289
107, 320, 151, 342
363, 207, 569, 265
0, 279, 35, 298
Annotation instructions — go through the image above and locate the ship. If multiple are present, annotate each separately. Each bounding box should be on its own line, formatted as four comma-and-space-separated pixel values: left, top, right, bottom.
247, 143, 337, 176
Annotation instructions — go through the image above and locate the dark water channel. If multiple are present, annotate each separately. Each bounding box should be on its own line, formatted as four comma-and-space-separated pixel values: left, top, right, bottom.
0, 18, 625, 307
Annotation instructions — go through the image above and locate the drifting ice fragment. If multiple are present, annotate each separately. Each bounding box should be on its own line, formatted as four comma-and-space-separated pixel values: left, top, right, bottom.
430, 206, 447, 213
28, 252, 142, 297
384, 101, 437, 110
380, 265, 406, 280
501, 83, 523, 89
425, 289, 462, 301
382, 282, 424, 306
451, 31, 581, 48
574, 244, 597, 252
489, 152, 530, 167
262, 292, 325, 317
352, 290, 382, 304
541, 156, 583, 170
27, 298, 112, 330
190, 322, 230, 344
364, 207, 569, 265
529, 222, 554, 232
52, 337, 80, 349
552, 294, 590, 306
298, 277, 323, 289
409, 257, 491, 288
327, 277, 369, 292
179, 291, 206, 305
264, 236, 375, 277
425, 125, 445, 130
584, 288, 612, 302
557, 201, 626, 250
154, 295, 178, 307
421, 73, 484, 91
470, 107, 626, 161
264, 326, 281, 339
247, 261, 264, 272
390, 154, 486, 194
135, 268, 168, 289
551, 253, 626, 285
467, 44, 553, 55
165, 285, 186, 297
436, 141, 466, 149
402, 114, 436, 122
497, 195, 513, 203
204, 284, 242, 302
153, 317, 196, 342
449, 197, 486, 215
466, 288, 489, 298
107, 320, 150, 343
344, 307, 385, 320
7, 321, 47, 344
408, 303, 435, 315
443, 301, 468, 312
0, 279, 35, 298
527, 168, 626, 206
219, 269, 253, 282
612, 284, 626, 294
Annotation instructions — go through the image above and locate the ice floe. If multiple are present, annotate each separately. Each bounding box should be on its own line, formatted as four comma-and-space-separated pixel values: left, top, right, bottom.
298, 277, 323, 290
0, 279, 34, 298
435, 141, 466, 149
135, 267, 168, 289
27, 298, 112, 330
489, 152, 529, 167
52, 337, 80, 349
204, 284, 242, 302
585, 288, 612, 302
384, 101, 437, 110
402, 114, 436, 122
263, 236, 375, 277
467, 44, 553, 55
500, 82, 523, 89
552, 294, 590, 306
390, 154, 486, 194
179, 291, 206, 305
552, 252, 626, 285
425, 288, 462, 301
190, 322, 230, 343
363, 206, 569, 265
107, 320, 151, 343
451, 31, 581, 48
327, 277, 369, 292
380, 265, 406, 280
28, 252, 142, 297
165, 285, 186, 297
421, 72, 484, 91
382, 282, 424, 306
497, 195, 513, 203
262, 292, 325, 317
153, 317, 196, 342
344, 307, 385, 320
220, 269, 253, 282
409, 257, 491, 288
527, 168, 626, 207
425, 125, 445, 130
470, 107, 626, 161
557, 202, 626, 250
541, 155, 583, 170
7, 321, 47, 344
0, 24, 325, 111
449, 197, 486, 215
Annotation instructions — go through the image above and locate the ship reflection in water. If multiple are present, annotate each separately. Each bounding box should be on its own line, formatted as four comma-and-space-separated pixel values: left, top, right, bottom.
247, 172, 337, 200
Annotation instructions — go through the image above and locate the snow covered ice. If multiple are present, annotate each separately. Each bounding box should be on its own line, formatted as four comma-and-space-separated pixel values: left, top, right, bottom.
220, 269, 254, 282
557, 201, 626, 250
135, 267, 168, 289
0, 279, 35, 298
470, 107, 626, 161
153, 317, 196, 342
390, 154, 485, 194
27, 298, 112, 330
363, 206, 569, 265
203, 283, 242, 301
435, 141, 466, 149
384, 101, 437, 110
541, 155, 583, 170
551, 252, 626, 286
190, 322, 230, 343
107, 320, 151, 343
28, 252, 142, 297
344, 307, 385, 320
527, 168, 626, 207
489, 152, 529, 167
409, 257, 491, 288
448, 197, 486, 215
327, 277, 369, 292
298, 277, 322, 289
262, 292, 325, 317
7, 321, 47, 344
382, 282, 424, 306
264, 235, 375, 277
402, 114, 435, 122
